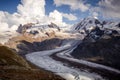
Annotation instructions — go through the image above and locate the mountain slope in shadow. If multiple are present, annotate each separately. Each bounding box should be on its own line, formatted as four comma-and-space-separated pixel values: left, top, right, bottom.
71, 36, 120, 70
17, 38, 63, 55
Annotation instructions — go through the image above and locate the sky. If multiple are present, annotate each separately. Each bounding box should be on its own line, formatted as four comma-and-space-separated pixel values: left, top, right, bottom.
0, 0, 120, 31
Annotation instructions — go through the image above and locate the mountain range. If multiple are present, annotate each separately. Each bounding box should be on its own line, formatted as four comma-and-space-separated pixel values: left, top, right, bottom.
71, 17, 120, 70
0, 17, 120, 80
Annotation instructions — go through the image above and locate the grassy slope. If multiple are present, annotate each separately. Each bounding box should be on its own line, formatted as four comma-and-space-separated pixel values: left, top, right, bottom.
0, 46, 64, 80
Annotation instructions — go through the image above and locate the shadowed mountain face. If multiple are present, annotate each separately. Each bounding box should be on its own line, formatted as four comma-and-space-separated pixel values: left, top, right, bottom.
71, 36, 120, 70
0, 46, 64, 80
71, 18, 120, 70
5, 22, 67, 53
17, 38, 63, 55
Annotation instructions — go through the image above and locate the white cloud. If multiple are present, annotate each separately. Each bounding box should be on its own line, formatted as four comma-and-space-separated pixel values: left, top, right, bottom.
96, 0, 120, 19
92, 12, 98, 19
0, 11, 20, 31
49, 10, 63, 24
0, 22, 9, 31
48, 10, 69, 26
0, 0, 46, 32
0, 0, 75, 32
17, 0, 45, 23
62, 13, 77, 21
54, 0, 90, 12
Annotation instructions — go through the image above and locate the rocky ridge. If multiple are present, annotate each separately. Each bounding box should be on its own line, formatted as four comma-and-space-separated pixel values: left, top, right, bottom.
71, 17, 120, 70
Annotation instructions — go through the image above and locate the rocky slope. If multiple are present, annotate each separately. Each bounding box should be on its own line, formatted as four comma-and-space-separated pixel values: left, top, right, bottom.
71, 17, 120, 70
5, 33, 55, 52
17, 38, 63, 55
4, 22, 78, 57
0, 45, 64, 80
5, 22, 71, 53
17, 22, 60, 36
74, 17, 120, 38
0, 22, 72, 80
71, 36, 120, 70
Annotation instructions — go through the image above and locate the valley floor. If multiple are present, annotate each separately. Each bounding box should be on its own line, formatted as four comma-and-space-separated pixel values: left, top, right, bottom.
26, 39, 105, 80
26, 38, 120, 80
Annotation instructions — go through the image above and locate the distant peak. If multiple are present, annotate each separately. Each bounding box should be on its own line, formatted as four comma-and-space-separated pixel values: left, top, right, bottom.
83, 16, 98, 21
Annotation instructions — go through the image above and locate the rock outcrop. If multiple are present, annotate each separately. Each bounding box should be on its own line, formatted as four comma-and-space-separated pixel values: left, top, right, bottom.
71, 17, 120, 70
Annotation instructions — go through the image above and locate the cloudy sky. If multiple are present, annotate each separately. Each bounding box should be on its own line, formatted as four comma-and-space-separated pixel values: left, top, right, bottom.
0, 0, 120, 31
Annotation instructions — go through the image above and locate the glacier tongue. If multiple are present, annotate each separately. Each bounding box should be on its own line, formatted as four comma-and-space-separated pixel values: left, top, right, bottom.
26, 39, 104, 80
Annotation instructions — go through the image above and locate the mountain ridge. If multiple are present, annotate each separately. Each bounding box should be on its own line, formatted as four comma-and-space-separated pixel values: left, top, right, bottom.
71, 17, 120, 70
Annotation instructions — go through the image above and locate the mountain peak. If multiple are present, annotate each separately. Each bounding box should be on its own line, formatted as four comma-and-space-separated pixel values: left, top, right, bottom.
74, 17, 102, 33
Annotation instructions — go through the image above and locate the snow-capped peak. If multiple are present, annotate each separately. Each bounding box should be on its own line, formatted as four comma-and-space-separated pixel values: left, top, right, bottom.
16, 22, 61, 38
17, 22, 60, 33
72, 17, 120, 42
74, 17, 102, 33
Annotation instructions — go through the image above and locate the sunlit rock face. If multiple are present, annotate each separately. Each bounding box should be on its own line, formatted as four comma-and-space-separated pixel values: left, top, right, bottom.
5, 23, 60, 52
73, 17, 120, 42
16, 22, 61, 40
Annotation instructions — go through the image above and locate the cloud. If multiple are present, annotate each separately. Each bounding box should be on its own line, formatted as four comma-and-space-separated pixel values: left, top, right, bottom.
48, 10, 69, 26
62, 13, 77, 21
54, 0, 90, 12
0, 0, 75, 32
96, 0, 120, 19
17, 0, 45, 23
0, 0, 46, 32
49, 10, 63, 25
0, 11, 20, 31
92, 12, 99, 19
0, 22, 9, 31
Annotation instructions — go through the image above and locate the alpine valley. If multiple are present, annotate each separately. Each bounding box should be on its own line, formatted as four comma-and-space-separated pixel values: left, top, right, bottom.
0, 17, 120, 80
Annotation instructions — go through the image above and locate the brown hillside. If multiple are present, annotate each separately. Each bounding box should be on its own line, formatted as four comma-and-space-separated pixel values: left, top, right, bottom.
0, 46, 64, 80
